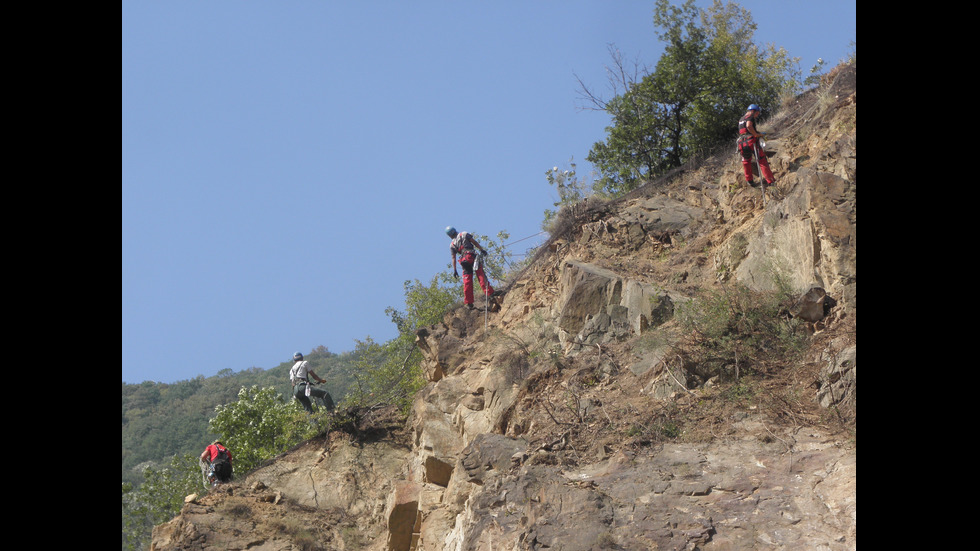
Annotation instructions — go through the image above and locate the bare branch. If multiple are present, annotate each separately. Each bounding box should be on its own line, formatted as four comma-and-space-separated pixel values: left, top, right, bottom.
574, 43, 650, 112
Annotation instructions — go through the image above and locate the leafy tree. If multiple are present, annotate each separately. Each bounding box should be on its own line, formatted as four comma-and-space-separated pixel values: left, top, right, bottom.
387, 274, 461, 340
122, 453, 201, 551
583, 0, 799, 195
207, 385, 317, 474
345, 273, 459, 412
344, 336, 424, 414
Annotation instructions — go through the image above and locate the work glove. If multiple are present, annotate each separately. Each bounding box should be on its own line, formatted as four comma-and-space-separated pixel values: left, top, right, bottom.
453, 270, 459, 280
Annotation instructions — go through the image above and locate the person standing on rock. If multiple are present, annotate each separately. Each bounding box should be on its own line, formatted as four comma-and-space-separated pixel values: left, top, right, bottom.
289, 352, 334, 413
200, 440, 233, 486
737, 104, 777, 188
446, 226, 497, 311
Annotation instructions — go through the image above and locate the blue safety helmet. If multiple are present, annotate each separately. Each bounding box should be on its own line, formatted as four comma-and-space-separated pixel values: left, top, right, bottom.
747, 104, 761, 112
293, 352, 303, 361
445, 226, 458, 238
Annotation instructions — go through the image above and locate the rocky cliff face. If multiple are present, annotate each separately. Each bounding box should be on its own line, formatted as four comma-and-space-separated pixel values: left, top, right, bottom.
151, 63, 855, 551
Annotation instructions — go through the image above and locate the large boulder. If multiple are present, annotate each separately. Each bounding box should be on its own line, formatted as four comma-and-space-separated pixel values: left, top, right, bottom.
555, 260, 675, 351
733, 165, 855, 316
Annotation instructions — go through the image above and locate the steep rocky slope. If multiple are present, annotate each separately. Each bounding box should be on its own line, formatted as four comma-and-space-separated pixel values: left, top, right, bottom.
151, 63, 855, 551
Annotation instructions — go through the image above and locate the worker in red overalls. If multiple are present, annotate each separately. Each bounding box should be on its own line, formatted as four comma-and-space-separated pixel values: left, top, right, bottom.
446, 226, 496, 310
199, 440, 233, 486
737, 104, 776, 188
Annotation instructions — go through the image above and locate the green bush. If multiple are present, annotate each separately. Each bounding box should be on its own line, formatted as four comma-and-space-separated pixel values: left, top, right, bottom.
121, 453, 200, 550
676, 283, 807, 383
208, 385, 319, 474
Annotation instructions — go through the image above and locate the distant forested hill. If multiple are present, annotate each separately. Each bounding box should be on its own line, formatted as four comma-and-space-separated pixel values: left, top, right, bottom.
122, 346, 354, 486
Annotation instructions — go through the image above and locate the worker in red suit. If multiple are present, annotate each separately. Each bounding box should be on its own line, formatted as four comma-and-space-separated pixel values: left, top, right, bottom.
446, 226, 496, 310
199, 440, 233, 486
737, 104, 776, 188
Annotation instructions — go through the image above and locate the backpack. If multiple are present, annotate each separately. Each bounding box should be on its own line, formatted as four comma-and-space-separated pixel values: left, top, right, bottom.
210, 445, 232, 481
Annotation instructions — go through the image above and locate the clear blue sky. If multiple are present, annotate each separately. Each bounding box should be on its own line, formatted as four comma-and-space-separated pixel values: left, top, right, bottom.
122, 1, 856, 384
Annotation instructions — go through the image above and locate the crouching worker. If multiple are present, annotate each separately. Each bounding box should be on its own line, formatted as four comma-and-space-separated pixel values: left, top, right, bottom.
200, 440, 233, 487
289, 351, 335, 413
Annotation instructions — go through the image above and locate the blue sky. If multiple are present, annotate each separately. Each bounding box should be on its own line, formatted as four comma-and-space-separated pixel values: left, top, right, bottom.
122, 1, 856, 384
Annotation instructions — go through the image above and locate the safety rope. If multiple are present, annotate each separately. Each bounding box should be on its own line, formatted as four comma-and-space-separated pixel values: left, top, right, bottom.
470, 230, 545, 330
755, 142, 768, 206
502, 231, 548, 248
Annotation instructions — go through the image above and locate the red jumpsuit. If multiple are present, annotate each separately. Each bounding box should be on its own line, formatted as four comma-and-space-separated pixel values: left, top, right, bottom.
451, 232, 494, 305
738, 113, 775, 185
